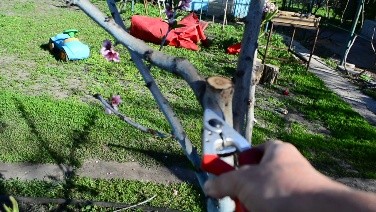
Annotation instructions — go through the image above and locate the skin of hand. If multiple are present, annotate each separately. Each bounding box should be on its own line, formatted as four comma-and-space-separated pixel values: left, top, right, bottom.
204, 140, 376, 212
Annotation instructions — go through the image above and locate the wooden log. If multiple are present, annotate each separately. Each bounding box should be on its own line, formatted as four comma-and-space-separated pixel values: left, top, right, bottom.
259, 64, 279, 84
203, 76, 234, 126
253, 58, 264, 85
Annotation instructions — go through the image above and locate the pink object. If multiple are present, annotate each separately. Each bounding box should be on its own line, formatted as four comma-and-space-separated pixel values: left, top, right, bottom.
100, 40, 120, 62
111, 95, 122, 106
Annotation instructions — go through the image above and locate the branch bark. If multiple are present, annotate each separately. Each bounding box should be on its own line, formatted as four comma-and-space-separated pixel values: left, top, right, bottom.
245, 59, 264, 141
232, 0, 265, 137
70, 0, 265, 210
102, 0, 209, 189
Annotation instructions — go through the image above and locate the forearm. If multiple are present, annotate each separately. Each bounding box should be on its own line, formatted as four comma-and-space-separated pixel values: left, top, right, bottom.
290, 183, 376, 212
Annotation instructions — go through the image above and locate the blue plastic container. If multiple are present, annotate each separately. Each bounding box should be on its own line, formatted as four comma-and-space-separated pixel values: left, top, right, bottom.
189, 0, 209, 12
233, 0, 251, 18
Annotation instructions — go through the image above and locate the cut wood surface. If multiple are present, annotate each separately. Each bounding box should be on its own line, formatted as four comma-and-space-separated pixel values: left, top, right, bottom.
204, 76, 234, 125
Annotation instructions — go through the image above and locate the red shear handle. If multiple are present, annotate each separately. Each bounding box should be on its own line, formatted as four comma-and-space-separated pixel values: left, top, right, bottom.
238, 148, 263, 166
235, 148, 263, 212
202, 148, 264, 212
235, 199, 248, 212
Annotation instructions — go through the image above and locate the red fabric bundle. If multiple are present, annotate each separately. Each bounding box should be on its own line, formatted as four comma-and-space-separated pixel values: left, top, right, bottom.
226, 43, 242, 54
130, 13, 207, 51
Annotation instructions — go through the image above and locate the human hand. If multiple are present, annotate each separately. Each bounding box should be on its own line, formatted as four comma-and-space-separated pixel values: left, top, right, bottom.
204, 140, 349, 211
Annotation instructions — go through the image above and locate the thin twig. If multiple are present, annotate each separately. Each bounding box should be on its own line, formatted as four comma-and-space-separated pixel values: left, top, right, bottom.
160, 27, 172, 51
94, 94, 169, 138
159, 11, 176, 51
14, 196, 179, 211
113, 195, 157, 212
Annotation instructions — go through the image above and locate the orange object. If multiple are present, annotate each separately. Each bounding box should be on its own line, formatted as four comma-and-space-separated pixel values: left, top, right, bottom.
226, 42, 242, 54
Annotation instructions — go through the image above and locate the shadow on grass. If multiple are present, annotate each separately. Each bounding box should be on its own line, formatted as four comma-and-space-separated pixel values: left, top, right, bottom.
14, 98, 100, 211
40, 43, 62, 62
0, 173, 6, 194
284, 80, 376, 140
107, 143, 198, 185
0, 175, 12, 211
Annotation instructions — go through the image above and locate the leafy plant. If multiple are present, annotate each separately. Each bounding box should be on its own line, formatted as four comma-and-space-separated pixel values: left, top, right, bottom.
2, 196, 19, 212
359, 73, 372, 82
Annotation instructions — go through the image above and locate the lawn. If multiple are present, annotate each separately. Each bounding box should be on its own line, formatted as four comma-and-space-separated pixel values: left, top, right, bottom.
0, 0, 375, 211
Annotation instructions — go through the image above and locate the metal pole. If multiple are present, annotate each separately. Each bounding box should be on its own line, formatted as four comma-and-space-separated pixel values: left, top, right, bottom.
263, 22, 274, 64
289, 27, 296, 50
307, 28, 320, 70
308, 0, 314, 15
339, 0, 365, 66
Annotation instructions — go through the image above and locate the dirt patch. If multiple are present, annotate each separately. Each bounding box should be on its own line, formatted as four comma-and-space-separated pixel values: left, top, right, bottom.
0, 160, 197, 185
256, 85, 330, 135
0, 55, 93, 102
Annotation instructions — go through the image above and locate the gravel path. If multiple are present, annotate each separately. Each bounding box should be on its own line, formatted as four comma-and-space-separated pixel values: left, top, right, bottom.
291, 36, 376, 125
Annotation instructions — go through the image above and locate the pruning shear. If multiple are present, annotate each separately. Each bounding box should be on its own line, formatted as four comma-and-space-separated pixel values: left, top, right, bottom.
201, 109, 263, 212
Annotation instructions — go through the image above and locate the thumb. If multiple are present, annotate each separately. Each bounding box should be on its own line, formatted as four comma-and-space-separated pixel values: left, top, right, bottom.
204, 165, 257, 199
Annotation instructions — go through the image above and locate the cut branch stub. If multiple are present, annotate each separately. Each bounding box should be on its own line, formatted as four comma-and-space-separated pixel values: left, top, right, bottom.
259, 64, 279, 84
203, 76, 234, 126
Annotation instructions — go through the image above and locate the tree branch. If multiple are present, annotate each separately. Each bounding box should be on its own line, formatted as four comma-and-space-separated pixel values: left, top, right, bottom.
94, 94, 169, 138
70, 0, 206, 102
245, 59, 263, 141
232, 0, 265, 136
102, 0, 208, 188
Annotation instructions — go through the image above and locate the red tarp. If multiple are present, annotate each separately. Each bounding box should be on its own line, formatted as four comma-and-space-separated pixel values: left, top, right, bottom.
130, 13, 208, 51
226, 43, 242, 54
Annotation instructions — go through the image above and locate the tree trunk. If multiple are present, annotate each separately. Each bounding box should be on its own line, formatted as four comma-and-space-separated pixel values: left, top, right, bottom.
259, 64, 279, 84
245, 58, 263, 141
232, 0, 265, 135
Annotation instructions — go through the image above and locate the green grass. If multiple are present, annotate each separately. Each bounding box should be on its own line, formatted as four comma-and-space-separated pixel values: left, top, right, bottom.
276, 63, 376, 178
0, 178, 204, 211
1, 0, 376, 210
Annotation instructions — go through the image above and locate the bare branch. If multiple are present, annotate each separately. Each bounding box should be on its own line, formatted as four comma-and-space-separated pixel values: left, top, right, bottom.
245, 59, 264, 141
102, 0, 208, 188
93, 94, 169, 138
232, 0, 265, 136
71, 0, 206, 102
